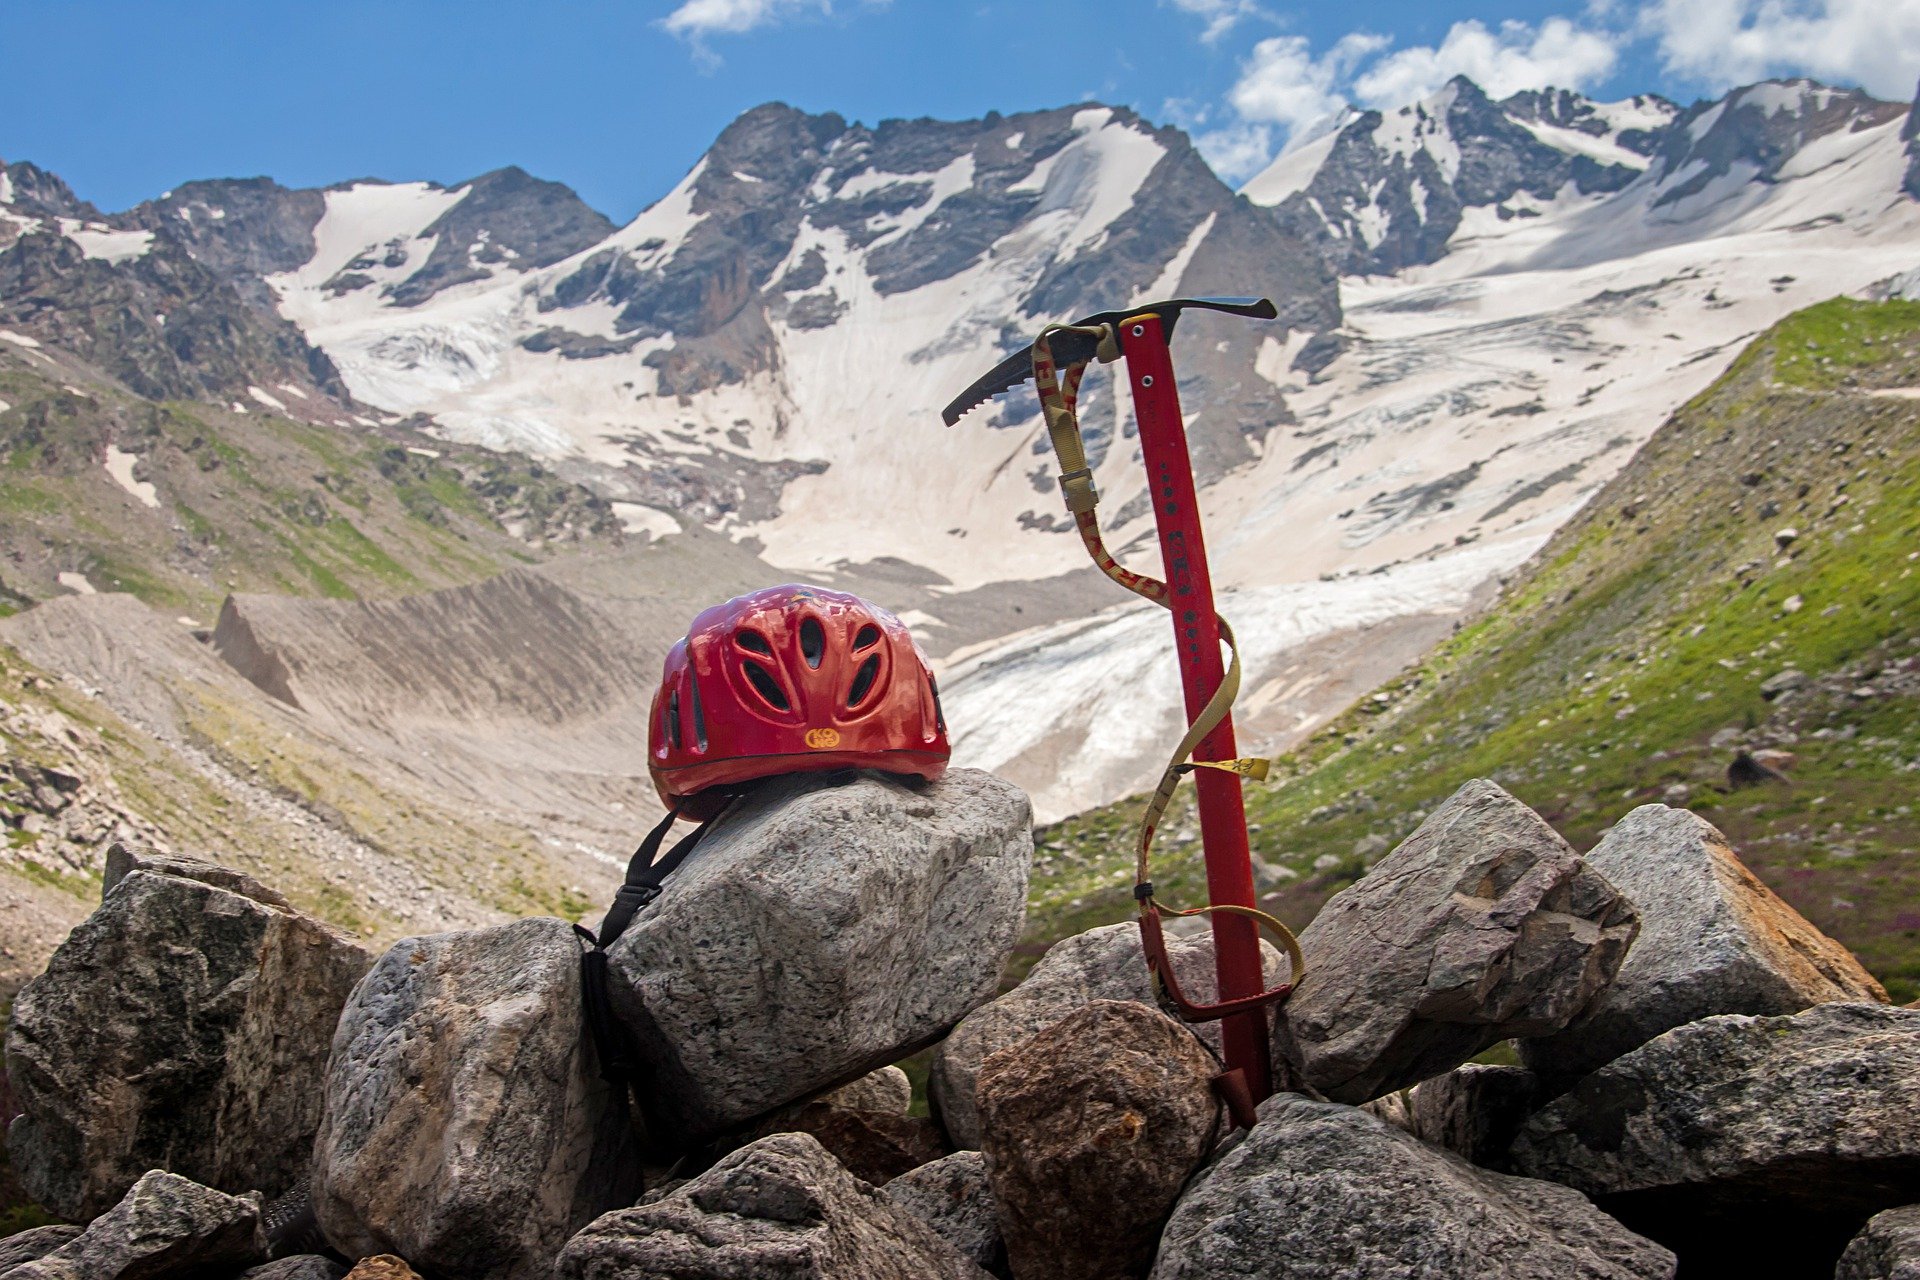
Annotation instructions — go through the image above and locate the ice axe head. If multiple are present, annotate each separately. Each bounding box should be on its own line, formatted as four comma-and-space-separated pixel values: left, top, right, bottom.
940, 295, 1277, 426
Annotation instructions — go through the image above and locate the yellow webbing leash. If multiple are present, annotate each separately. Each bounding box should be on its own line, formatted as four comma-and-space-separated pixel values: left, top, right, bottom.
1032, 324, 1305, 994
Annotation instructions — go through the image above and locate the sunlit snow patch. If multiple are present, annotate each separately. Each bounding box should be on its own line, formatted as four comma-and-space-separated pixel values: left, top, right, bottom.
103, 446, 160, 508
611, 502, 681, 540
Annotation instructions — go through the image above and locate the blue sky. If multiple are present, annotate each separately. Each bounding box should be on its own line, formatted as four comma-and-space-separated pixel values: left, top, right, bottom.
3, 0, 1911, 220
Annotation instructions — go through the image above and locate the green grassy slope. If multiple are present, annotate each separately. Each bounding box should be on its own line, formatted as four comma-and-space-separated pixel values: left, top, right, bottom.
0, 355, 619, 615
1032, 298, 1920, 1000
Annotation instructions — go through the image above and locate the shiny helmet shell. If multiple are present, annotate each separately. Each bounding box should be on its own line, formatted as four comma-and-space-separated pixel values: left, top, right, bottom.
648, 584, 950, 818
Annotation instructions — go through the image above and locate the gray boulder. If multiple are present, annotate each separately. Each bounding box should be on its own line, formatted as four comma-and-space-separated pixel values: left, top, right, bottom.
5, 846, 370, 1220
554, 1132, 993, 1279
931, 921, 1285, 1148
1, 1169, 266, 1280
1408, 1063, 1539, 1169
0, 1227, 82, 1272
312, 916, 642, 1280
1513, 1004, 1920, 1273
1151, 1095, 1675, 1279
1513, 1003, 1920, 1208
1839, 1206, 1920, 1280
1518, 804, 1886, 1082
605, 770, 1031, 1140
977, 1000, 1219, 1280
1273, 780, 1638, 1103
823, 1065, 913, 1114
240, 1258, 349, 1280
884, 1151, 1007, 1278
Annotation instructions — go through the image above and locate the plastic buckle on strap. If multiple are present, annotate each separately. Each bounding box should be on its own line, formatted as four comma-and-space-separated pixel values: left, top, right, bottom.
1058, 467, 1099, 513
614, 884, 662, 911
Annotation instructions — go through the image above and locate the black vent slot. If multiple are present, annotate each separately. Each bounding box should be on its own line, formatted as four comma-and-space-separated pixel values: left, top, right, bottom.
929, 676, 947, 735
799, 617, 825, 668
743, 660, 790, 711
848, 655, 881, 707
690, 671, 708, 750
666, 689, 682, 750
853, 624, 882, 651
736, 629, 773, 656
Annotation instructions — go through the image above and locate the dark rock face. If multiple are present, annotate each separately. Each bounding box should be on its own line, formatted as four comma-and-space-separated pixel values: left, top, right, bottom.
1268, 77, 1673, 276
312, 916, 643, 1280
1503, 90, 1676, 158
5, 847, 370, 1221
732, 1101, 953, 1186
1517, 804, 1885, 1084
1408, 1063, 1540, 1169
0, 160, 100, 224
119, 177, 327, 313
385, 167, 615, 307
555, 1133, 993, 1279
2, 1169, 267, 1280
1271, 779, 1638, 1103
1151, 1095, 1675, 1279
884, 1151, 1008, 1278
1839, 1205, 1920, 1280
1512, 1003, 1920, 1274
604, 769, 1032, 1142
0, 227, 346, 402
976, 1000, 1219, 1280
1649, 79, 1908, 208
1904, 79, 1920, 201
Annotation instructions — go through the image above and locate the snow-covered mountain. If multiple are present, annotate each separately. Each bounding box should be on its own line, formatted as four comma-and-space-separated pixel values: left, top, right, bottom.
4, 76, 1918, 822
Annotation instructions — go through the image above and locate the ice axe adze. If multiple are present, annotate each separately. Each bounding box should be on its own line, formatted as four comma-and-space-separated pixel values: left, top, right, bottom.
942, 297, 1304, 1108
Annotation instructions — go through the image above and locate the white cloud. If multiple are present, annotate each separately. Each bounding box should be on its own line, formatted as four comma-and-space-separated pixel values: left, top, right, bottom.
1196, 121, 1277, 182
1165, 0, 1269, 43
661, 0, 890, 49
1350, 17, 1621, 106
1227, 32, 1388, 137
1639, 0, 1920, 101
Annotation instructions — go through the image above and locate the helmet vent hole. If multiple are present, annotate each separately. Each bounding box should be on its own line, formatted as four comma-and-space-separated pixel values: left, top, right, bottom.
736, 629, 774, 656
690, 672, 708, 751
742, 660, 790, 712
666, 689, 682, 750
848, 655, 881, 708
853, 624, 882, 652
799, 617, 825, 668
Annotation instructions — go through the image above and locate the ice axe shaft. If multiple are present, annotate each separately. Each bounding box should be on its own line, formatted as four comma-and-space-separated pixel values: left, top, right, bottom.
1117, 312, 1273, 1100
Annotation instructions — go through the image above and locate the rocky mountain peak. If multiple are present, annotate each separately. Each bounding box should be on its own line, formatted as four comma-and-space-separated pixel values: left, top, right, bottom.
1649, 78, 1907, 208
120, 177, 327, 313
1248, 76, 1673, 276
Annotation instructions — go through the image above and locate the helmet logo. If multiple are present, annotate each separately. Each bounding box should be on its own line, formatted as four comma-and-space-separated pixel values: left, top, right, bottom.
804, 727, 842, 749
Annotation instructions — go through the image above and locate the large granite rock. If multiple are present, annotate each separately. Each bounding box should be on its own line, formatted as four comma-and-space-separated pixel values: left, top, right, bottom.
884, 1151, 1008, 1278
605, 770, 1031, 1140
1273, 780, 1638, 1103
1839, 1206, 1920, 1280
1512, 1004, 1920, 1272
0, 1227, 82, 1272
1518, 804, 1886, 1082
931, 922, 1284, 1148
5, 846, 370, 1220
312, 916, 643, 1280
555, 1133, 993, 1279
1408, 1064, 1540, 1169
1151, 1095, 1675, 1279
240, 1258, 349, 1280
1, 1169, 266, 1280
977, 1000, 1219, 1280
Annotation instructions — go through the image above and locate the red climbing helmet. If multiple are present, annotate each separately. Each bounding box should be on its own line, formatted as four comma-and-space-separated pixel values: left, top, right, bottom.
648, 584, 950, 818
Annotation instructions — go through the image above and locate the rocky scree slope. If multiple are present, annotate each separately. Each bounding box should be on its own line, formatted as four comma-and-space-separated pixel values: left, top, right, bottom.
1032, 298, 1920, 1000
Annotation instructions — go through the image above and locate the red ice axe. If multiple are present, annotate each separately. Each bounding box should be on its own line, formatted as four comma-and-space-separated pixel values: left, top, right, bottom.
944, 297, 1304, 1106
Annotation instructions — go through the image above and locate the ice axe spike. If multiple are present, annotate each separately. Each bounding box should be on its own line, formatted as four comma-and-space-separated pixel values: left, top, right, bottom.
939, 296, 1277, 426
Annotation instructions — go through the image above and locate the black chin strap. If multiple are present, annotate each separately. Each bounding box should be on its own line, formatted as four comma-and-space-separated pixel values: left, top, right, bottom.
578, 805, 712, 1085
